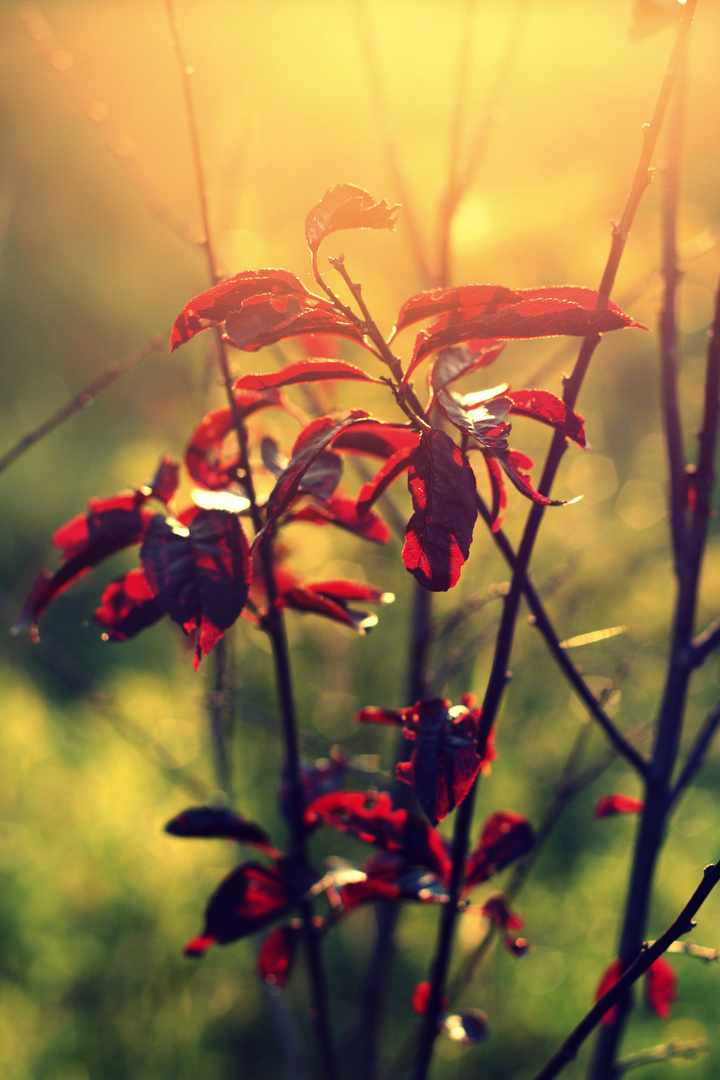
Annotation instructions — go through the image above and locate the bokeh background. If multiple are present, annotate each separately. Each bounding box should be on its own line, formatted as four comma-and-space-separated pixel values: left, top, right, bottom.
2, 1, 720, 1078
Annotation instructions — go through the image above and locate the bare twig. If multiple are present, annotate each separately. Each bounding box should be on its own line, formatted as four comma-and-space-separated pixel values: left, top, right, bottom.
0, 333, 167, 477
616, 1039, 708, 1074
532, 860, 720, 1080
353, 0, 433, 285
689, 616, 720, 667
22, 7, 196, 247
669, 699, 720, 807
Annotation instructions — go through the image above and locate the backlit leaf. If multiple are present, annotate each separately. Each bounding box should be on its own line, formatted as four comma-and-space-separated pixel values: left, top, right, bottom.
235, 358, 382, 391
141, 509, 251, 668
256, 923, 302, 987
356, 446, 416, 517
288, 494, 391, 544
186, 391, 284, 491
305, 791, 451, 884
305, 184, 400, 253
464, 812, 534, 890
506, 389, 587, 447
594, 794, 645, 818
94, 568, 163, 642
225, 293, 369, 352
392, 285, 522, 339
171, 269, 311, 351
645, 956, 677, 1019
402, 430, 477, 591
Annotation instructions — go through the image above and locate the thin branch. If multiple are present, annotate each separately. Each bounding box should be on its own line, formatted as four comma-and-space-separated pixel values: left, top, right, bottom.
659, 60, 688, 568
532, 859, 720, 1080
669, 699, 720, 806
616, 1040, 708, 1074
22, 8, 196, 247
164, 5, 337, 1076
353, 0, 433, 285
0, 334, 167, 477
689, 616, 720, 667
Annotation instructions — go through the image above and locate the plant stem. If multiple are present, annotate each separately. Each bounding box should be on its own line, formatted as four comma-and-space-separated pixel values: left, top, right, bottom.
164, 4, 338, 1075
534, 861, 720, 1080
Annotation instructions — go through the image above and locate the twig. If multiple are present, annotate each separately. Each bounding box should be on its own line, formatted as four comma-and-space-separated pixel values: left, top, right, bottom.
532, 860, 720, 1080
659, 61, 688, 568
669, 700, 720, 807
689, 616, 720, 667
22, 8, 196, 247
164, 4, 339, 1075
414, 8, 697, 1075
0, 334, 167, 477
616, 1039, 708, 1074
353, 0, 433, 286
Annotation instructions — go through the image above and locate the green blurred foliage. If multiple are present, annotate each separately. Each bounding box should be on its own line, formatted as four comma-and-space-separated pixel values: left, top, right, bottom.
1, 1, 720, 1078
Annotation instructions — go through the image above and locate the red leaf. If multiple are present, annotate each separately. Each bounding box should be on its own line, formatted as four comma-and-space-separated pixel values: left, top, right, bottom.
594, 794, 645, 818
16, 490, 155, 636
164, 806, 277, 854
394, 699, 483, 825
296, 333, 343, 358
402, 430, 477, 592
496, 448, 565, 508
305, 184, 400, 253
480, 893, 524, 931
356, 446, 416, 517
335, 875, 403, 913
235, 358, 382, 391
279, 581, 386, 634
332, 421, 420, 460
595, 959, 623, 1025
186, 859, 317, 953
506, 389, 587, 447
225, 293, 369, 353
287, 749, 348, 815
481, 454, 508, 532
305, 791, 451, 885
392, 285, 522, 339
148, 455, 181, 506
185, 391, 284, 491
259, 411, 371, 539
256, 923, 302, 987
140, 509, 252, 668
411, 981, 449, 1016
170, 269, 312, 351
405, 289, 643, 385
94, 567, 164, 642
464, 812, 534, 891
645, 956, 677, 1019
431, 343, 507, 391
288, 494, 391, 545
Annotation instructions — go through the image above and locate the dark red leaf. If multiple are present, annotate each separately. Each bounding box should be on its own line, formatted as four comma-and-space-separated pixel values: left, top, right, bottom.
279, 577, 391, 635
496, 448, 565, 508
506, 389, 587, 447
256, 923, 302, 987
186, 391, 284, 491
148, 455, 181, 506
305, 184, 400, 253
235, 358, 382, 391
258, 411, 371, 540
356, 447, 416, 517
392, 285, 522, 339
596, 959, 623, 1025
357, 706, 404, 727
185, 859, 317, 954
405, 290, 644, 385
262, 438, 344, 502
16, 490, 155, 637
480, 893, 524, 931
332, 421, 420, 460
402, 430, 477, 592
288, 494, 391, 545
645, 956, 677, 1019
225, 293, 369, 353
594, 794, 645, 819
170, 269, 312, 351
411, 981, 449, 1015
305, 791, 451, 885
394, 699, 483, 825
463, 812, 534, 891
140, 509, 252, 668
94, 568, 164, 641
164, 806, 277, 854
334, 875, 403, 913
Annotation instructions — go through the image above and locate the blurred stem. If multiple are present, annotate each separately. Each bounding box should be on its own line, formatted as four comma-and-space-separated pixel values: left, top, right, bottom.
164, 4, 338, 1076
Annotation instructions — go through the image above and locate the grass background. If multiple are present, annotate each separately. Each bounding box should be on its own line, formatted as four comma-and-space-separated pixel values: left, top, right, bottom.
2, 1, 720, 1078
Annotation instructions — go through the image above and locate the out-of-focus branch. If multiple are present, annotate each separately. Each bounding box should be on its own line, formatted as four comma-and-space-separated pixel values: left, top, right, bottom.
0, 333, 167, 478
